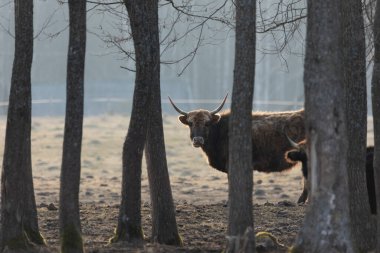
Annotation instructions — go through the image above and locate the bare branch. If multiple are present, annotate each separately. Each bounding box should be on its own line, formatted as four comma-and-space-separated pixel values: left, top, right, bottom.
67, 0, 309, 74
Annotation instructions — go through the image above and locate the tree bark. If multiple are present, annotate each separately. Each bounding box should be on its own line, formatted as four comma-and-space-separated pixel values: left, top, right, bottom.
124, 0, 181, 245
226, 0, 255, 252
371, 0, 380, 251
111, 0, 163, 243
145, 82, 182, 245
292, 1, 356, 252
111, 80, 148, 243
59, 0, 86, 252
341, 0, 375, 251
112, 0, 182, 245
145, 51, 181, 245
0, 0, 46, 251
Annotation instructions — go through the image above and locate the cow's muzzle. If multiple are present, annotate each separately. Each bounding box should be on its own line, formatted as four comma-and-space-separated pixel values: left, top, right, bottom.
192, 137, 204, 148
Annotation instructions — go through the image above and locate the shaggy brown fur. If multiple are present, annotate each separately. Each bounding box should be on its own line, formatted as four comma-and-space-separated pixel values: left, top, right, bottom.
177, 109, 305, 174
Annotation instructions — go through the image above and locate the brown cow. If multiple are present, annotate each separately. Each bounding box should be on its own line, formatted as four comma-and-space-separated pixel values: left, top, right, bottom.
169, 95, 306, 188
285, 138, 308, 203
285, 137, 376, 210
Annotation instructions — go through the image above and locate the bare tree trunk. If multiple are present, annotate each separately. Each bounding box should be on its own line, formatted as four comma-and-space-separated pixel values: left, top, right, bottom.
292, 1, 356, 252
226, 0, 255, 252
145, 17, 182, 242
145, 60, 182, 245
111, 83, 148, 243
59, 0, 86, 252
111, 0, 158, 243
123, 0, 181, 245
371, 0, 380, 251
145, 86, 182, 245
0, 0, 46, 251
341, 0, 375, 251
112, 0, 181, 245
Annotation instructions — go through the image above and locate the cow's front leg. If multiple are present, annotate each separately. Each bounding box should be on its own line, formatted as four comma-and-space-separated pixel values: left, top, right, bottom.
297, 178, 308, 204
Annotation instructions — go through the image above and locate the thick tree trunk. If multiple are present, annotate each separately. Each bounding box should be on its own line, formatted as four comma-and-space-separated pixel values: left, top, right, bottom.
59, 0, 86, 252
226, 0, 255, 252
292, 1, 356, 252
341, 0, 375, 251
372, 0, 380, 251
0, 0, 45, 251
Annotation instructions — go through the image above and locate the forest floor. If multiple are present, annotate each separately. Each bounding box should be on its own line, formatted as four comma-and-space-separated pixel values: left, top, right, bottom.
0, 114, 374, 252
38, 201, 305, 253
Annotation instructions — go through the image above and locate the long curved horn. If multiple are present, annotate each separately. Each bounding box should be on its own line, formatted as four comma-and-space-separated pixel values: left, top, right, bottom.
286, 134, 299, 149
210, 93, 228, 115
168, 96, 188, 116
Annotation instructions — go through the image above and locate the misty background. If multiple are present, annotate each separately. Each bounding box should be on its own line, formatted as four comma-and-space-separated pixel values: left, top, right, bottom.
0, 0, 371, 117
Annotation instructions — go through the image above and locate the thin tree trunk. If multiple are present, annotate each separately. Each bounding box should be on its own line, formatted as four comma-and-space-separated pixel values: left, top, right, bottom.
371, 0, 380, 251
292, 1, 356, 252
111, 0, 154, 243
59, 0, 86, 252
112, 0, 181, 245
24, 139, 46, 245
111, 74, 149, 243
341, 0, 375, 251
145, 53, 181, 245
145, 89, 182, 246
123, 0, 181, 245
0, 0, 45, 251
226, 0, 255, 252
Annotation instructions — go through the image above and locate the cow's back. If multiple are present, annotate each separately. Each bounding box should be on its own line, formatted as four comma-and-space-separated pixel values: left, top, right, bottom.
251, 109, 305, 172
201, 109, 305, 173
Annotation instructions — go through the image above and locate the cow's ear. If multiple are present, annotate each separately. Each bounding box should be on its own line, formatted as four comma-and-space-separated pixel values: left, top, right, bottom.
179, 115, 188, 125
211, 114, 221, 124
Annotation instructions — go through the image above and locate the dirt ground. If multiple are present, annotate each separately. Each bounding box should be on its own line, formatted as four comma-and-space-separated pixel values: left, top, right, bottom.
38, 201, 306, 253
0, 114, 373, 252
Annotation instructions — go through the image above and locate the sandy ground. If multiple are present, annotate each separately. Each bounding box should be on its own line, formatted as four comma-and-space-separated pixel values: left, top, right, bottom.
0, 114, 374, 252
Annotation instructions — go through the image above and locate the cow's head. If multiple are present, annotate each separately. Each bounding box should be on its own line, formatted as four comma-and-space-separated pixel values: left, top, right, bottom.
285, 135, 309, 204
285, 135, 307, 163
168, 94, 228, 148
